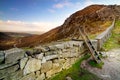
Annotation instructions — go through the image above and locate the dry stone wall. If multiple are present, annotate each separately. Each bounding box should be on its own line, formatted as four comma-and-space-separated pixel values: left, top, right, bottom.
96, 19, 115, 50
0, 41, 97, 80
0, 20, 115, 80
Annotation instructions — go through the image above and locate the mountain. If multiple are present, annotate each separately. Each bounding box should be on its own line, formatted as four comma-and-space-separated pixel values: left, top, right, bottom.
1, 4, 120, 49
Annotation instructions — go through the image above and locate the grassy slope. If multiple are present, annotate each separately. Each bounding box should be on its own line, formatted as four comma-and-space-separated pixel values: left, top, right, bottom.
103, 20, 120, 51
50, 54, 101, 80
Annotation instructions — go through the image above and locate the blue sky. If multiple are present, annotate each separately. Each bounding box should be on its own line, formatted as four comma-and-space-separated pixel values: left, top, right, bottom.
0, 0, 120, 32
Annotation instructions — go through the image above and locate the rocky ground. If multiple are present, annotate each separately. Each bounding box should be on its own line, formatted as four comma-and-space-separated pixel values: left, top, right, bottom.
81, 48, 120, 80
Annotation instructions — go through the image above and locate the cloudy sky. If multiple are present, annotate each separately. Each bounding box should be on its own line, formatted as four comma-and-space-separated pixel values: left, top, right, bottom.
0, 0, 120, 33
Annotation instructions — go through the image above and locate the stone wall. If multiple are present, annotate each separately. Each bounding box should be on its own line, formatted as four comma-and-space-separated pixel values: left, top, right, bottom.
96, 19, 115, 50
0, 20, 115, 80
0, 41, 97, 80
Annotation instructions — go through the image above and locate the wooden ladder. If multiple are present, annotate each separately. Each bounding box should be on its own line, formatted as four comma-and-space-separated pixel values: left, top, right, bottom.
78, 27, 101, 63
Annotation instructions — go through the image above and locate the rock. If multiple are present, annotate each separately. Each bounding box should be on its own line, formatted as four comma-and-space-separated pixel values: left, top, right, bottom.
25, 50, 34, 57
35, 70, 41, 78
48, 45, 57, 51
0, 61, 18, 69
34, 46, 49, 52
53, 59, 66, 64
63, 59, 71, 69
41, 61, 52, 73
55, 44, 65, 50
5, 48, 25, 64
20, 57, 28, 69
45, 55, 58, 61
21, 72, 36, 80
41, 57, 46, 63
24, 58, 41, 75
66, 76, 72, 80
62, 52, 78, 58
0, 51, 5, 64
4, 70, 24, 80
36, 73, 45, 80
35, 53, 44, 60
0, 64, 19, 79
45, 51, 58, 56
46, 63, 62, 78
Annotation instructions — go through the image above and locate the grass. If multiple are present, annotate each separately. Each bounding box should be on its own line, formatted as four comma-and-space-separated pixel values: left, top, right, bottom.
103, 20, 120, 51
50, 54, 101, 80
88, 60, 104, 69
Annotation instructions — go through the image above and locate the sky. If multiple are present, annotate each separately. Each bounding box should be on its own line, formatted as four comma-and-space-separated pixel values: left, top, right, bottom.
0, 0, 120, 33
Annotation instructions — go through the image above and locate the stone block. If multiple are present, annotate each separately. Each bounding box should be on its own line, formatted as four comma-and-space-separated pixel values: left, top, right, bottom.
45, 55, 58, 61
35, 70, 41, 78
35, 53, 44, 60
24, 58, 41, 75
63, 59, 71, 69
20, 57, 28, 69
0, 51, 5, 64
0, 64, 19, 79
45, 51, 58, 56
20, 72, 36, 80
41, 57, 46, 63
34, 46, 49, 52
55, 44, 65, 50
3, 70, 24, 80
36, 73, 45, 80
48, 45, 57, 51
0, 61, 18, 69
41, 61, 52, 73
46, 63, 62, 78
62, 52, 78, 58
5, 48, 25, 64
53, 59, 66, 64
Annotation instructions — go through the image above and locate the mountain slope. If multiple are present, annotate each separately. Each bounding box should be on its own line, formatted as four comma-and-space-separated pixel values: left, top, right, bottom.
1, 4, 120, 49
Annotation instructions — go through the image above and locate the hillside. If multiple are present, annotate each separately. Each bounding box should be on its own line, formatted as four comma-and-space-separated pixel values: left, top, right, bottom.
0, 32, 12, 40
0, 4, 120, 49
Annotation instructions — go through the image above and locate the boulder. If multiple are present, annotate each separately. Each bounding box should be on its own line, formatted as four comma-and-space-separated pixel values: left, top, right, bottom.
23, 58, 41, 75
20, 57, 28, 69
5, 48, 25, 64
41, 61, 52, 73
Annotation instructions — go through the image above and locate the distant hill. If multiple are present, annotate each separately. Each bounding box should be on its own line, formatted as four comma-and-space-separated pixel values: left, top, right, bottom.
1, 4, 120, 50
0, 32, 12, 40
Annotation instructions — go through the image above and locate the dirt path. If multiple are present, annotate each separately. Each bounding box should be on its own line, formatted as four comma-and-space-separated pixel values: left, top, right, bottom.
81, 48, 120, 80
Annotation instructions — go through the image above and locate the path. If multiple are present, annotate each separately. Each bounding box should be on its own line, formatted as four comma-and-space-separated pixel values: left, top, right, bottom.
81, 48, 120, 80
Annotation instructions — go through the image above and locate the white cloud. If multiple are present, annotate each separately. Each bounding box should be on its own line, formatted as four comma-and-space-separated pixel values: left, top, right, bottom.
48, 9, 55, 13
84, 0, 95, 6
0, 20, 62, 33
53, 0, 72, 9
